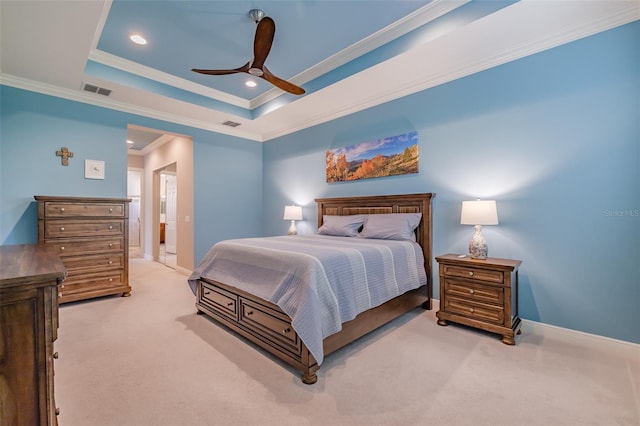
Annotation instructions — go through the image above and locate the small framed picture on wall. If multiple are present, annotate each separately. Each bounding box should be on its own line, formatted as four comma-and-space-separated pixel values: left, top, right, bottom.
85, 159, 105, 180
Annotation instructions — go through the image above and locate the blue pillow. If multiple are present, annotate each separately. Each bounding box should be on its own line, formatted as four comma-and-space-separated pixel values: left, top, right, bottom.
317, 215, 366, 237
359, 213, 422, 241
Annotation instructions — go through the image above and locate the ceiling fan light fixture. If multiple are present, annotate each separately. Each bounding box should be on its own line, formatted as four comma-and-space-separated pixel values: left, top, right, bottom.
129, 34, 147, 45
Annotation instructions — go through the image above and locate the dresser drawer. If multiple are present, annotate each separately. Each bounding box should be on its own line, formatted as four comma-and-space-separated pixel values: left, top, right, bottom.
62, 270, 125, 287
62, 253, 124, 274
44, 237, 125, 256
240, 297, 302, 356
442, 264, 504, 284
44, 220, 125, 238
200, 281, 237, 321
44, 202, 126, 218
444, 296, 505, 325
444, 278, 504, 305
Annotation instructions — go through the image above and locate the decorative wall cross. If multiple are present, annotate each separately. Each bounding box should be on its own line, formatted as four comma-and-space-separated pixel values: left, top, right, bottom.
56, 147, 74, 166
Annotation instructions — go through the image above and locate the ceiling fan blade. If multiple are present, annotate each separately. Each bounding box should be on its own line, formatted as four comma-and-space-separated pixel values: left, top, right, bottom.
192, 62, 251, 75
262, 67, 305, 95
252, 16, 275, 70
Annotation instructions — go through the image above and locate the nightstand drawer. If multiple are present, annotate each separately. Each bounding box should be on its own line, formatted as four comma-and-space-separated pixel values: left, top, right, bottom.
445, 297, 505, 325
442, 265, 504, 284
444, 278, 504, 305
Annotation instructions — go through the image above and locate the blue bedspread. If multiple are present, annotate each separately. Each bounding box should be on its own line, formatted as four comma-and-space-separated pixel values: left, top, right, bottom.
188, 234, 426, 365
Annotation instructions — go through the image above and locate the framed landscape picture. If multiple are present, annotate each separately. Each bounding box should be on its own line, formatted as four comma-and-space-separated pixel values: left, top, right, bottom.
325, 131, 418, 183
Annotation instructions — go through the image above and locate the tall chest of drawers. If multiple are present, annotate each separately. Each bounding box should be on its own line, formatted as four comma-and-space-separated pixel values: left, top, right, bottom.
435, 254, 522, 345
35, 196, 131, 303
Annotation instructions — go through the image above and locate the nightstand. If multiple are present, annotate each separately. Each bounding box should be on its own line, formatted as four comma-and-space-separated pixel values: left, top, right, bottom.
435, 254, 522, 345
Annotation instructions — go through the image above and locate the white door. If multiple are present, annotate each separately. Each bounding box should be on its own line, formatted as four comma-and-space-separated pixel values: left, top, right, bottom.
164, 174, 177, 254
127, 170, 142, 246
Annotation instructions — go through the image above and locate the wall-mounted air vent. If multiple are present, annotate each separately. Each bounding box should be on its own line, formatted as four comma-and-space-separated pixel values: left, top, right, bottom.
222, 120, 241, 127
82, 82, 112, 97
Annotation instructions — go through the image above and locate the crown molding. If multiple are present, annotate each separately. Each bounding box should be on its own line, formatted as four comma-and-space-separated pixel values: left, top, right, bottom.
0, 74, 263, 142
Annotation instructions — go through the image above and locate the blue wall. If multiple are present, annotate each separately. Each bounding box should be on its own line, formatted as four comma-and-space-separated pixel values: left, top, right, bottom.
0, 86, 264, 262
263, 22, 640, 343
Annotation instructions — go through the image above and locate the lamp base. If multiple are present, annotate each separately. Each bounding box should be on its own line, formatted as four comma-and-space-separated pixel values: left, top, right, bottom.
468, 225, 488, 260
288, 220, 297, 235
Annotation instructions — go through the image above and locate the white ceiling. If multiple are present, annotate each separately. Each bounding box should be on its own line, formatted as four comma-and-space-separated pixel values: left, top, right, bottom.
1, 0, 638, 147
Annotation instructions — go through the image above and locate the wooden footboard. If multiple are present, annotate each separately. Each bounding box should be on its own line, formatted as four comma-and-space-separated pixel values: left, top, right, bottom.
195, 277, 429, 384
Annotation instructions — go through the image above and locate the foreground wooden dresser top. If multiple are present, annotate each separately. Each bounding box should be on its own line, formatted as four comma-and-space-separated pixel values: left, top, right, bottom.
0, 244, 66, 425
35, 195, 131, 303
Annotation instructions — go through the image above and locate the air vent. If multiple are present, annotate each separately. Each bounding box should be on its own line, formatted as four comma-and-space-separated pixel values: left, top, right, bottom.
222, 120, 241, 127
82, 82, 112, 97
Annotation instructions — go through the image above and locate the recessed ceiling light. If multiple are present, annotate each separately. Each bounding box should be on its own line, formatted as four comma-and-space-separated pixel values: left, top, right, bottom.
245, 80, 257, 88
129, 34, 147, 45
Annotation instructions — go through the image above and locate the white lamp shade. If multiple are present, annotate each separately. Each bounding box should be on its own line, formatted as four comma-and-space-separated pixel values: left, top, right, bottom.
461, 200, 498, 225
283, 205, 303, 221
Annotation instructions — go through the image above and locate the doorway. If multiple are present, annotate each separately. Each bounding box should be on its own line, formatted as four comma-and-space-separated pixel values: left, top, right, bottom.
127, 169, 142, 258
158, 163, 177, 268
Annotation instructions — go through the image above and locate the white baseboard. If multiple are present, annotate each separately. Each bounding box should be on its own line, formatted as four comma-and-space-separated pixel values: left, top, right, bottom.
431, 298, 639, 360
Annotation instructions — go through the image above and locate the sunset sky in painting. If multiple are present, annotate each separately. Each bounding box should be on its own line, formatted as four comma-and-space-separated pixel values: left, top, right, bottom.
329, 131, 418, 162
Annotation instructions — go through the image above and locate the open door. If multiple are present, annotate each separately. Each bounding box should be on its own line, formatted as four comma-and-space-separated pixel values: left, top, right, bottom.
164, 173, 177, 254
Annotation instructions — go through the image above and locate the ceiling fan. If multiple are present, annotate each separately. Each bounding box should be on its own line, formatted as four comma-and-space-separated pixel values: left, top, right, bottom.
192, 9, 305, 96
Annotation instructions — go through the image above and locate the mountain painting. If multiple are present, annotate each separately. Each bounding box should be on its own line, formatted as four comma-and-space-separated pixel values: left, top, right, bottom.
326, 131, 419, 183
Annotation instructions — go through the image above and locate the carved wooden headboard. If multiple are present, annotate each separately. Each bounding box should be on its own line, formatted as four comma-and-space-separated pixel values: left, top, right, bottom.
315, 193, 434, 300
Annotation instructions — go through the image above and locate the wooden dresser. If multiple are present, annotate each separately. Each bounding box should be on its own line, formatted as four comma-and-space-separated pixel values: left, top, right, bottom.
435, 254, 522, 345
35, 195, 131, 303
0, 244, 66, 425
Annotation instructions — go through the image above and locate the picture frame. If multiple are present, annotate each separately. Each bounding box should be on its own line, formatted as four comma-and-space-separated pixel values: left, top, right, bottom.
85, 159, 105, 180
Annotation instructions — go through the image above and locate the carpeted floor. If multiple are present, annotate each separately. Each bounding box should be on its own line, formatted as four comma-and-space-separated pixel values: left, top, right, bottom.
54, 258, 639, 426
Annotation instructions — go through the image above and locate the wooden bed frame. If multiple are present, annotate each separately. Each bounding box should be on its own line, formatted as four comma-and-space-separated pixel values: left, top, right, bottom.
195, 193, 434, 384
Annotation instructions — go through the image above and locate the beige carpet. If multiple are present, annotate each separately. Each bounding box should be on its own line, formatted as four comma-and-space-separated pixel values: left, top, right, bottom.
55, 258, 639, 426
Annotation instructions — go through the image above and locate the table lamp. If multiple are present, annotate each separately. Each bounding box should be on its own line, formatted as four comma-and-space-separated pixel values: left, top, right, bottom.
283, 205, 303, 235
460, 199, 498, 259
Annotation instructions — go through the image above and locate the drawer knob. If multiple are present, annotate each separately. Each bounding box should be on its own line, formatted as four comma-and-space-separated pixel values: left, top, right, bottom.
247, 310, 254, 316
108, 260, 113, 265
469, 289, 475, 294
109, 243, 113, 248
60, 208, 65, 213
204, 291, 210, 295
60, 227, 65, 231
468, 271, 474, 276
469, 308, 475, 313
282, 327, 291, 334
108, 225, 113, 230
108, 278, 113, 282
109, 208, 113, 213
60, 246, 65, 251
227, 301, 233, 307
53, 352, 59, 359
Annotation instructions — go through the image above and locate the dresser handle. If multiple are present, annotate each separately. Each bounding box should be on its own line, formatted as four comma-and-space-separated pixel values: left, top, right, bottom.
60, 227, 65, 231
247, 310, 254, 316
53, 352, 59, 359
108, 278, 113, 282
109, 243, 113, 248
108, 225, 113, 230
469, 289, 475, 294
204, 291, 210, 295
468, 271, 474, 276
60, 246, 65, 251
60, 207, 64, 213
469, 308, 475, 313
108, 260, 113, 265
56, 408, 60, 416
109, 208, 113, 213
283, 327, 291, 334
227, 302, 233, 307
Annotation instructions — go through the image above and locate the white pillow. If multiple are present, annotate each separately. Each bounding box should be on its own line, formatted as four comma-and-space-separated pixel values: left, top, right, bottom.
317, 215, 366, 237
359, 213, 422, 241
